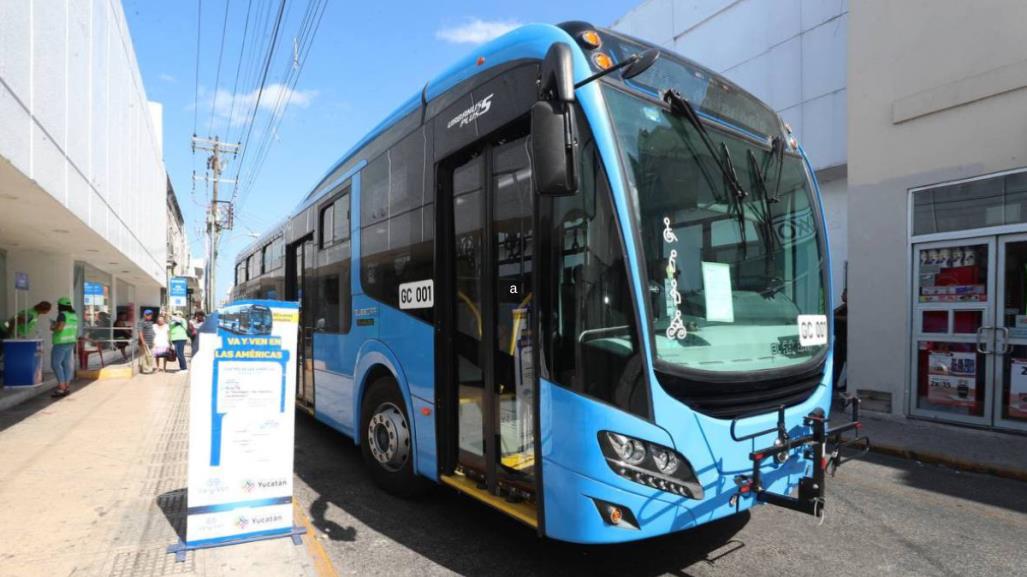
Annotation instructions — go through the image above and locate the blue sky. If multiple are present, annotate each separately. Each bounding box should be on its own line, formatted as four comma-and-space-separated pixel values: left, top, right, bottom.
122, 0, 635, 304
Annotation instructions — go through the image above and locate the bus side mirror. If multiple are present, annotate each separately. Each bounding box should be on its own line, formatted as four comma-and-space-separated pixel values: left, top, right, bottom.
533, 44, 578, 196
531, 101, 578, 196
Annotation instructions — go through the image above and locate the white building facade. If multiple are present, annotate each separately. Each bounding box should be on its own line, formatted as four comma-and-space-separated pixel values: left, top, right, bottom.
612, 0, 849, 304
0, 1, 167, 363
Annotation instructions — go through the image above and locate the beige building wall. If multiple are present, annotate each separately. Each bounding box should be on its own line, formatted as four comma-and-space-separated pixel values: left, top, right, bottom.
847, 0, 1027, 414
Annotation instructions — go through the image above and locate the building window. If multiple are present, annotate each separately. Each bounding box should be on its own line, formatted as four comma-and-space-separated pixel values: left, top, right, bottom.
360, 128, 433, 322
913, 170, 1027, 237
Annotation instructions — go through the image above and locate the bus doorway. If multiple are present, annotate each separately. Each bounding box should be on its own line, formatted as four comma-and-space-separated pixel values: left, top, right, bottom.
438, 131, 539, 526
287, 236, 317, 412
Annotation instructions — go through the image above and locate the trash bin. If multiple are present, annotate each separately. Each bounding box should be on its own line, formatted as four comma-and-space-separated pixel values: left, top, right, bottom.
3, 339, 43, 387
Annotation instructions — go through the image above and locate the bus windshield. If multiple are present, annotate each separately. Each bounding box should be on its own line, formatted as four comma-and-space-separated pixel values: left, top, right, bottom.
604, 86, 828, 374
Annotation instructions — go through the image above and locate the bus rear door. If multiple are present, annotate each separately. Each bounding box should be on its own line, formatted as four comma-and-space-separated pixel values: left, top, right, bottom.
288, 236, 317, 412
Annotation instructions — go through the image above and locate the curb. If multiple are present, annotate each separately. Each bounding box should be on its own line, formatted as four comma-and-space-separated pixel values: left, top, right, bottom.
293, 500, 340, 577
0, 378, 60, 412
870, 443, 1027, 483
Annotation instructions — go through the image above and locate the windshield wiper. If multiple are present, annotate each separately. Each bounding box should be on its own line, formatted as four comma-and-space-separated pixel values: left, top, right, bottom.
662, 89, 746, 200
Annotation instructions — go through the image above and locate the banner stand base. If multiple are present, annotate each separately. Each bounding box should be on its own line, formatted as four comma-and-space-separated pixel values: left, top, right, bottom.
166, 525, 307, 562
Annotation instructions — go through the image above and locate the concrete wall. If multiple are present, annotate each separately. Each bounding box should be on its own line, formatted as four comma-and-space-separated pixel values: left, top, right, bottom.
0, 0, 167, 284
847, 0, 1027, 414
612, 0, 848, 172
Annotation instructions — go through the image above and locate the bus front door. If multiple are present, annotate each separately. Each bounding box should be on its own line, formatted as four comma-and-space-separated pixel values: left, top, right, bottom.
443, 133, 538, 509
288, 237, 317, 412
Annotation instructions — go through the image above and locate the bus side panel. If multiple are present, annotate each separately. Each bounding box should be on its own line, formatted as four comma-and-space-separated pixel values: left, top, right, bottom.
311, 333, 356, 436
351, 331, 438, 482
365, 305, 438, 481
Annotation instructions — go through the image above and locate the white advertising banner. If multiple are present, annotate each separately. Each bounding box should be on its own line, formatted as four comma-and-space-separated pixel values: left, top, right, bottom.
184, 300, 299, 547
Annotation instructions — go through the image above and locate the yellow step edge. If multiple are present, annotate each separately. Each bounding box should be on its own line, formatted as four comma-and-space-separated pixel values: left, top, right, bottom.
440, 472, 538, 529
76, 366, 134, 380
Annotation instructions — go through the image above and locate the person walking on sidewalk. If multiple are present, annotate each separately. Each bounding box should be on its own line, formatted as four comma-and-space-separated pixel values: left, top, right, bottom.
152, 314, 172, 373
169, 312, 189, 372
50, 298, 78, 398
189, 311, 205, 355
137, 309, 156, 374
2, 301, 52, 339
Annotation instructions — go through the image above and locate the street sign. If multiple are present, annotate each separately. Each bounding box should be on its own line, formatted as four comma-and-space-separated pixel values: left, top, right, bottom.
14, 272, 29, 290
170, 277, 188, 308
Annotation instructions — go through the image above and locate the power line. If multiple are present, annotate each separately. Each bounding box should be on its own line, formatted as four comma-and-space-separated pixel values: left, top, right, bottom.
228, 0, 288, 203
236, 0, 328, 212
206, 0, 234, 137
191, 0, 204, 137
224, 0, 255, 142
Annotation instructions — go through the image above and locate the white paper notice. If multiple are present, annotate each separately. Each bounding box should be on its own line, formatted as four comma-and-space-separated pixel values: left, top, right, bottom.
701, 261, 734, 323
217, 361, 283, 413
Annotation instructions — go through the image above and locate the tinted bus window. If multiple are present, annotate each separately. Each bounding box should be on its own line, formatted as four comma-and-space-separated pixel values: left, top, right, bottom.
543, 141, 647, 417
360, 129, 433, 322
317, 191, 352, 333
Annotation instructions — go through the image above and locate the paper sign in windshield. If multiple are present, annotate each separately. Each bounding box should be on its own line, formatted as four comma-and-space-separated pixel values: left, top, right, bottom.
797, 314, 828, 347
701, 262, 734, 323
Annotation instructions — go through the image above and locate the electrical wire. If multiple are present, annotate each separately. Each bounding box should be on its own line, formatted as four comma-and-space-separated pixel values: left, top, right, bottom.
224, 0, 255, 143
235, 0, 328, 213
228, 0, 288, 204
206, 0, 234, 137
191, 0, 204, 137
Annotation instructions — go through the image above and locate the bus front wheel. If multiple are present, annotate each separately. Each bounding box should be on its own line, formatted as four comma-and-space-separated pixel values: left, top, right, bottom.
360, 375, 427, 497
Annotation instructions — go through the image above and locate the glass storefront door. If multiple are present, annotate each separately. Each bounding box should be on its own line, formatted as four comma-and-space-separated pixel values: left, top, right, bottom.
911, 237, 995, 426
912, 234, 1027, 431
994, 235, 1027, 432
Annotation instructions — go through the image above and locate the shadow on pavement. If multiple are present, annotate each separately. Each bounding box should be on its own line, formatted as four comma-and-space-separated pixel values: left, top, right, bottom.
293, 412, 750, 577
866, 452, 1027, 515
0, 377, 104, 433
157, 488, 188, 543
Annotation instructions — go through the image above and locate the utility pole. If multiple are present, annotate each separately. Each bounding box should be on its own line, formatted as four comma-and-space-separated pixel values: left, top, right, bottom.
192, 136, 239, 312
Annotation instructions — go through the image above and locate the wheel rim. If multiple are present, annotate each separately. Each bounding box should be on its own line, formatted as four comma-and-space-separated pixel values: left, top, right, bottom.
367, 402, 410, 472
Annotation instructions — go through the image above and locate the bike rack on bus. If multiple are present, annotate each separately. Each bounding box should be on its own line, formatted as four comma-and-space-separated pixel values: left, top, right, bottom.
730, 395, 870, 519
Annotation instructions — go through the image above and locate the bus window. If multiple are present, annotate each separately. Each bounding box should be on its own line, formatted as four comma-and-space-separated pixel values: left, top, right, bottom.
317, 191, 352, 333
543, 141, 647, 417
359, 128, 433, 322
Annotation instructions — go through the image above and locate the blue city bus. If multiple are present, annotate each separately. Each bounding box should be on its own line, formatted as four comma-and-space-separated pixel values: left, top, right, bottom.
232, 22, 866, 543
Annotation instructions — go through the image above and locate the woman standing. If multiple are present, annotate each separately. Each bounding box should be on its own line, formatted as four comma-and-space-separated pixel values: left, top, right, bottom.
189, 312, 205, 355
152, 315, 172, 372
169, 313, 190, 372
49, 297, 78, 397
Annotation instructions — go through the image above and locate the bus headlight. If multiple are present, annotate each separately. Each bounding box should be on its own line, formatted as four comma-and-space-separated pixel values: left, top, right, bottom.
606, 432, 646, 465
598, 431, 704, 499
651, 449, 679, 475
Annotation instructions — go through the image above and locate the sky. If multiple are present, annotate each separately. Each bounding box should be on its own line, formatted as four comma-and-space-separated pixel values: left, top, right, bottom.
122, 0, 636, 305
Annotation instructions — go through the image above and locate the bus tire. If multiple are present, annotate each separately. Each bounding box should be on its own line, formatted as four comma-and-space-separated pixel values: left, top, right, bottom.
360, 375, 427, 497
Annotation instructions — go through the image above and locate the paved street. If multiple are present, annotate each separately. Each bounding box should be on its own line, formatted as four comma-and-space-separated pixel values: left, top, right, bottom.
293, 413, 1027, 577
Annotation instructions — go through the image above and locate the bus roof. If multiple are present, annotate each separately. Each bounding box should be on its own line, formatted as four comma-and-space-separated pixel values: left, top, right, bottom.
236, 21, 779, 263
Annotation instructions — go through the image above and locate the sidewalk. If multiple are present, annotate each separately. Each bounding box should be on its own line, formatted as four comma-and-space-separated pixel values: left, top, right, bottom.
862, 410, 1027, 481
0, 369, 335, 577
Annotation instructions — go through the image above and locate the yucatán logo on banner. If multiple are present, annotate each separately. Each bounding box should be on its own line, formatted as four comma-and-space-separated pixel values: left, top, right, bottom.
447, 93, 494, 129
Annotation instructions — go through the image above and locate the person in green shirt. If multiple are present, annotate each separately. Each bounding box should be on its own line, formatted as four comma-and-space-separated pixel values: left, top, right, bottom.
169, 312, 190, 372
3, 301, 52, 339
50, 297, 78, 398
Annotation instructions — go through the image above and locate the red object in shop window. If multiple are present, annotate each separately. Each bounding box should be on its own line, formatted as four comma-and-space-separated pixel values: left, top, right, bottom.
953, 310, 983, 333
922, 311, 948, 332
936, 265, 979, 286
